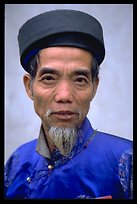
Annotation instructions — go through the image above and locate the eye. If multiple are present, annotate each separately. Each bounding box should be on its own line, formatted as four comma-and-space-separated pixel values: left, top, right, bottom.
41, 74, 56, 84
44, 75, 54, 80
75, 76, 88, 85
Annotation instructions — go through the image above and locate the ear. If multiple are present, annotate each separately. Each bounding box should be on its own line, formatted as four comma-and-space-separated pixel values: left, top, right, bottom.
23, 74, 34, 100
90, 78, 99, 101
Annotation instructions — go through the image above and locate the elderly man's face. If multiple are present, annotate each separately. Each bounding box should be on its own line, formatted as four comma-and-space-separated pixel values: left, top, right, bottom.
24, 47, 98, 131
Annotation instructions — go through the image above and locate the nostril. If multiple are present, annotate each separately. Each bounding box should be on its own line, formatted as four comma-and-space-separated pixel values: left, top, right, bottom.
54, 81, 74, 103
54, 88, 73, 103
55, 94, 73, 104
57, 99, 72, 104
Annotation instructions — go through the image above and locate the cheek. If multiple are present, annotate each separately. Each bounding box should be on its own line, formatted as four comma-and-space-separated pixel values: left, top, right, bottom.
81, 98, 91, 114
32, 88, 48, 117
33, 95, 44, 116
32, 87, 55, 120
76, 93, 91, 128
78, 91, 92, 116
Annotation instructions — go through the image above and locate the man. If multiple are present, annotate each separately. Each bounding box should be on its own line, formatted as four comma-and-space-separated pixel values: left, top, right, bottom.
4, 9, 133, 199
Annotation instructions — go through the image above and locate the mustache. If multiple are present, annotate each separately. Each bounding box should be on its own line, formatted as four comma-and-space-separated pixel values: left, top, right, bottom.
45, 109, 81, 118
45, 109, 53, 118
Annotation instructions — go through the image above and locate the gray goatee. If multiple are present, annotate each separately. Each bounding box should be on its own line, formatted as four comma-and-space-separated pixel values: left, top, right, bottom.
49, 126, 77, 156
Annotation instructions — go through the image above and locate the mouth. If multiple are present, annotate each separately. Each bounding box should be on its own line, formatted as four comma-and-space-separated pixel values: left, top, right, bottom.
51, 111, 79, 120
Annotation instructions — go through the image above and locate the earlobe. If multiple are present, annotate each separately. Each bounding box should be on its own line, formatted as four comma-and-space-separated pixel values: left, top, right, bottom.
23, 74, 34, 100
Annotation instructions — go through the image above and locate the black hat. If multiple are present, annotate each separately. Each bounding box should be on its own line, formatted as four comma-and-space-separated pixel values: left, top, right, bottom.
18, 9, 105, 73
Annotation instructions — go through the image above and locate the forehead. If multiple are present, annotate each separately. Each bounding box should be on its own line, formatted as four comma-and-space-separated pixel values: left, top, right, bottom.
35, 47, 93, 77
38, 46, 93, 64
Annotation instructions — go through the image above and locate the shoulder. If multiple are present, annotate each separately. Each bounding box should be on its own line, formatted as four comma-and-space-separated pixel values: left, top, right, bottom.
15, 139, 38, 156
9, 139, 38, 162
5, 139, 38, 173
95, 130, 132, 150
87, 130, 133, 167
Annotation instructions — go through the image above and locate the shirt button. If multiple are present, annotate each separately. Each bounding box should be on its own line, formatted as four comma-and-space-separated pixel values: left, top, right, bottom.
26, 177, 31, 183
48, 165, 53, 170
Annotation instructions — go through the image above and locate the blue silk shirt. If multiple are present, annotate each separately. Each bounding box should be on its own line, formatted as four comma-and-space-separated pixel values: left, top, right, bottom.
4, 117, 133, 199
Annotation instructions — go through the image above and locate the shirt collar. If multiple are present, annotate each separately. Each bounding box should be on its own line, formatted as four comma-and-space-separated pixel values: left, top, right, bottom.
36, 125, 51, 159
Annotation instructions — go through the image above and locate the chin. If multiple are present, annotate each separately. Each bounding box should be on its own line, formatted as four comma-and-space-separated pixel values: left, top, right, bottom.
51, 122, 78, 129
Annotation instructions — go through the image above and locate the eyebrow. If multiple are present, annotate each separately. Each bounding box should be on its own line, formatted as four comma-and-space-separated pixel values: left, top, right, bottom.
38, 67, 59, 76
74, 69, 91, 77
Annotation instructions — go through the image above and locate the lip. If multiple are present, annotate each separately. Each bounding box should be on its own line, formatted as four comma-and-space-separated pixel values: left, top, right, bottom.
51, 111, 78, 120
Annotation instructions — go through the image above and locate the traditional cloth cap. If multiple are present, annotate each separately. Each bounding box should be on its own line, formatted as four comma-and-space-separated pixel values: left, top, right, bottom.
18, 9, 105, 73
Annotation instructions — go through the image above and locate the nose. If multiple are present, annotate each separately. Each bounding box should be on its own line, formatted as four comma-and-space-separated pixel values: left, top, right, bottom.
54, 80, 73, 103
